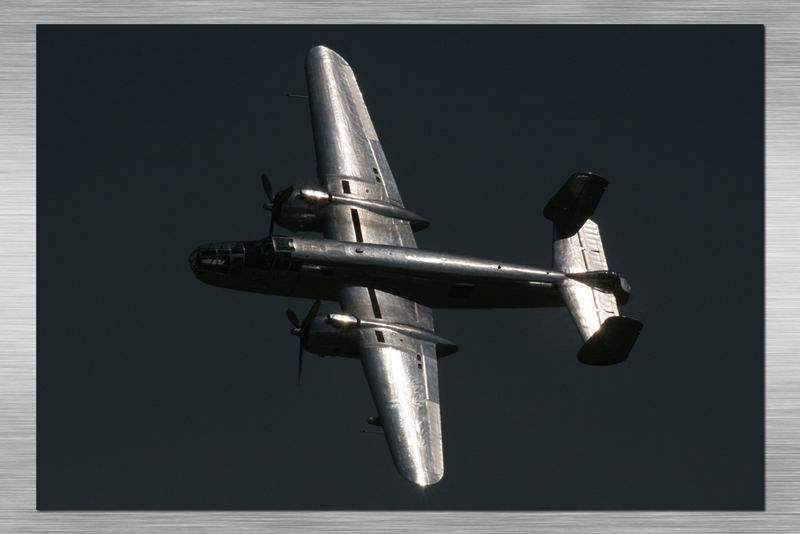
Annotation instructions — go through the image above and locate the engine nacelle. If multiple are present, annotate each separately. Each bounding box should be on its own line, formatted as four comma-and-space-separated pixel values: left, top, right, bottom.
274, 187, 430, 234
275, 189, 325, 233
325, 313, 458, 358
302, 315, 359, 358
299, 312, 459, 359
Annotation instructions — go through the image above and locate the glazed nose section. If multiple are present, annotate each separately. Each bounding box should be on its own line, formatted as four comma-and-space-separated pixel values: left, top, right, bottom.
188, 242, 245, 276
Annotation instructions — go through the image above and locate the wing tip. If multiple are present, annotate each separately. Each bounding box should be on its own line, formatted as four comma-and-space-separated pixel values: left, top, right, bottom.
401, 465, 445, 487
307, 45, 349, 66
386, 423, 445, 487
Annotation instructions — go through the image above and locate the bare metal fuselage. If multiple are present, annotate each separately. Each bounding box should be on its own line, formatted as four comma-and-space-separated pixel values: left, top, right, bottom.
189, 236, 566, 310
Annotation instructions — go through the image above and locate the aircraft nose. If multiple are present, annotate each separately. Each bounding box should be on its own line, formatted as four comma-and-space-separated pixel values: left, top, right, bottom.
189, 248, 200, 275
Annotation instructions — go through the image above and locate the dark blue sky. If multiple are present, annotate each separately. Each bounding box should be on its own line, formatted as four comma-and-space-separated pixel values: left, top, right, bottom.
37, 25, 763, 509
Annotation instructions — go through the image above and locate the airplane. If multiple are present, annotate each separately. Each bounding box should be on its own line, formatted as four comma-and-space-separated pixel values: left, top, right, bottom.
189, 45, 643, 487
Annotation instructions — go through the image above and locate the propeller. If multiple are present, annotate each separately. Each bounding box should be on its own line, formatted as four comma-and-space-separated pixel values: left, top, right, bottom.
261, 173, 293, 236
286, 299, 321, 384
261, 173, 273, 204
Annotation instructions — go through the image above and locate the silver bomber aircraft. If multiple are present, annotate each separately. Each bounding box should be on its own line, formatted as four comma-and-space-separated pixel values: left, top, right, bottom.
189, 46, 643, 487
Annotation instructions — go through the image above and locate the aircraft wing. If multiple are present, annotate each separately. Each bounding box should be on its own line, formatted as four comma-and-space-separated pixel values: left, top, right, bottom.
305, 45, 418, 248
305, 46, 444, 485
338, 285, 444, 486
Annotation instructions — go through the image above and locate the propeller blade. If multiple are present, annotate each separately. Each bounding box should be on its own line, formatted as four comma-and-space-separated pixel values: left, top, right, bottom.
261, 173, 274, 202
274, 186, 294, 217
297, 340, 304, 384
291, 300, 321, 385
286, 308, 300, 329
267, 186, 293, 237
302, 300, 321, 331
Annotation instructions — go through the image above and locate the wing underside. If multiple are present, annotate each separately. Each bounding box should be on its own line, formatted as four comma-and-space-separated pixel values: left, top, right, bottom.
354, 325, 444, 486
306, 45, 417, 248
339, 284, 444, 486
305, 46, 445, 485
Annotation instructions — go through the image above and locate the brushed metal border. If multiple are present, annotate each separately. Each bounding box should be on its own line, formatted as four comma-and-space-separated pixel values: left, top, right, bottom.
2, 2, 794, 533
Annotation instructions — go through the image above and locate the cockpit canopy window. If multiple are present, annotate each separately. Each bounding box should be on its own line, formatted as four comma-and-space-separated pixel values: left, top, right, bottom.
196, 242, 245, 274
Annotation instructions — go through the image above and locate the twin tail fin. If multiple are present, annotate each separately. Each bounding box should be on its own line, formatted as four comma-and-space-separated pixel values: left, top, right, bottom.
544, 172, 643, 365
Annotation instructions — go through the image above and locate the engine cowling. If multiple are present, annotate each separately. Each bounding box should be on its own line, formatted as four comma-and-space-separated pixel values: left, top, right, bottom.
302, 315, 359, 358
275, 189, 324, 233
273, 187, 430, 234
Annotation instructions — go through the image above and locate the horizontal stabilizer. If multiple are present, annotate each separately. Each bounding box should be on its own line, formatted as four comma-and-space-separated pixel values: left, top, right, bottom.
555, 218, 620, 338
578, 316, 643, 365
546, 174, 642, 364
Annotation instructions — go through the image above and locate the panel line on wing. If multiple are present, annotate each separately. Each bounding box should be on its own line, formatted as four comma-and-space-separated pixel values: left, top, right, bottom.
369, 139, 403, 206
365, 134, 390, 199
